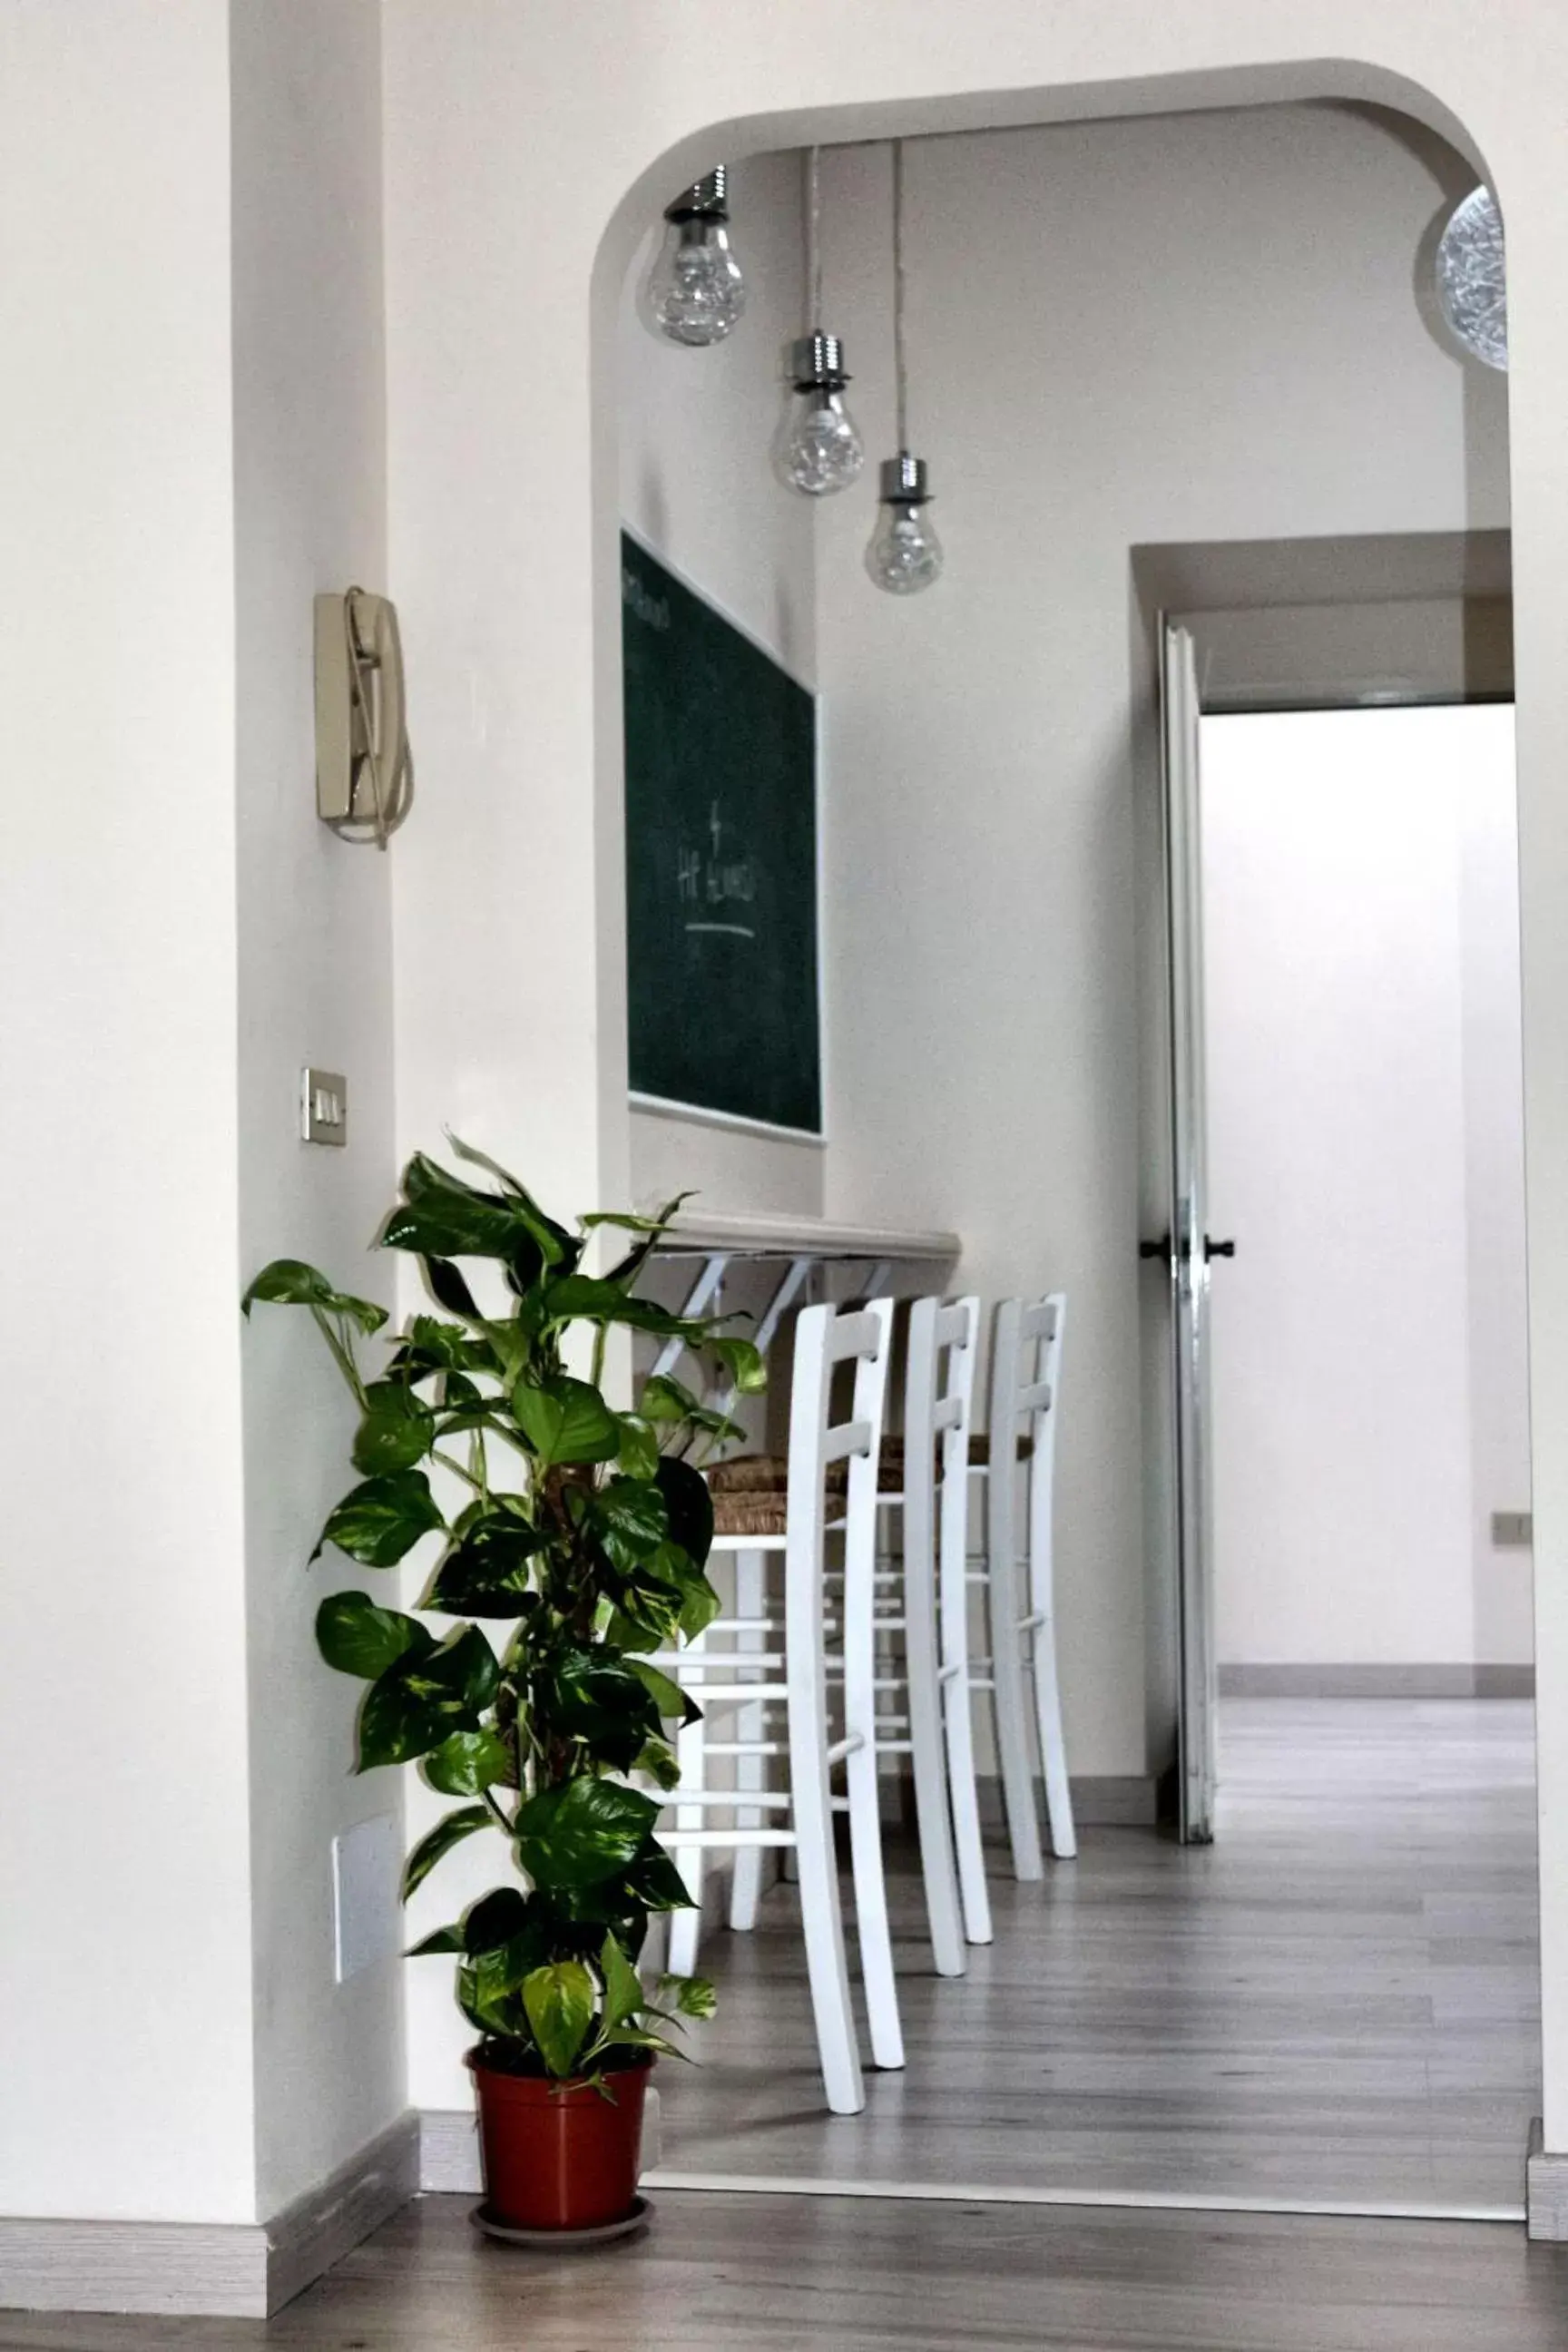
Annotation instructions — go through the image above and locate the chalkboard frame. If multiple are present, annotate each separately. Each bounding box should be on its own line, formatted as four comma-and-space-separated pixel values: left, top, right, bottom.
621, 525, 826, 1140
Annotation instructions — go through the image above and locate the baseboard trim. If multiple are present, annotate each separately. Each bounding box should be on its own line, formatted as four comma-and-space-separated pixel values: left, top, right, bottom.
264, 2111, 420, 2313
973, 1772, 1159, 1828
1526, 2118, 1568, 2238
0, 2112, 418, 2319
1219, 1662, 1535, 1700
416, 2118, 1524, 2226
420, 2107, 481, 2195
637, 2167, 1522, 2226
0, 2217, 269, 2319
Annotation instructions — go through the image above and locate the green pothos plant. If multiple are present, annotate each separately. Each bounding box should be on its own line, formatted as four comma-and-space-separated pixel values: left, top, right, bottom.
242, 1140, 762, 2084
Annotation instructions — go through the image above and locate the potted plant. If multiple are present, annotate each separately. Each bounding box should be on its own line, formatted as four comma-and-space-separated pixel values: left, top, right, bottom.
242, 1140, 762, 2237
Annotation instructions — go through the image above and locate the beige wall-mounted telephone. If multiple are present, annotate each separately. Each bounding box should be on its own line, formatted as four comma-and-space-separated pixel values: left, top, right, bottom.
314, 587, 414, 848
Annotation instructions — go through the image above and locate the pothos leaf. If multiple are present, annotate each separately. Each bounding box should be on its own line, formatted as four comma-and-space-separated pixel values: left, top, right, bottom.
638, 1373, 698, 1425
407, 1924, 465, 1955
522, 1960, 595, 2078
424, 1257, 481, 1319
627, 1658, 701, 1724
615, 1414, 661, 1483
658, 1971, 718, 2020
512, 1778, 660, 1888
356, 1626, 500, 1769
316, 1591, 433, 1681
423, 1726, 514, 1796
512, 1375, 620, 1466
655, 1455, 715, 1569
241, 1259, 387, 1334
401, 1804, 494, 1899
352, 1382, 435, 1476
635, 1736, 681, 1790
593, 1475, 669, 1571
600, 1932, 643, 2033
709, 1335, 767, 1395
422, 1516, 547, 1616
312, 1471, 445, 1567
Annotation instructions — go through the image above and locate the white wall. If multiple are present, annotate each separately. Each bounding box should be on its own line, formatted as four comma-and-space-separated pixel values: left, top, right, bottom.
0, 0, 257, 2224
379, 0, 1568, 2161
16, 0, 1568, 2252
620, 150, 824, 1220
0, 0, 410, 2242
814, 105, 1507, 1779
230, 0, 406, 2217
1203, 706, 1529, 1671
1459, 717, 1536, 1665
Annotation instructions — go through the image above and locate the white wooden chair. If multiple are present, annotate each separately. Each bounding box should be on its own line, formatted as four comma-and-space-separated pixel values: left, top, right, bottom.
717, 1295, 982, 1980
976, 1292, 1075, 1876
891, 1294, 982, 1973
843, 1295, 982, 1971
648, 1297, 902, 2113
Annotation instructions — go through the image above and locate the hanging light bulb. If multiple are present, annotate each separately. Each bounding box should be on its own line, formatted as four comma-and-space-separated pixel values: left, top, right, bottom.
642, 167, 747, 348
773, 148, 864, 496
866, 454, 944, 594
773, 333, 864, 495
867, 141, 943, 594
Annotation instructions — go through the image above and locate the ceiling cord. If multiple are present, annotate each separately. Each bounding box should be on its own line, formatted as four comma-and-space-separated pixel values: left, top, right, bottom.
892, 138, 908, 452
806, 144, 823, 328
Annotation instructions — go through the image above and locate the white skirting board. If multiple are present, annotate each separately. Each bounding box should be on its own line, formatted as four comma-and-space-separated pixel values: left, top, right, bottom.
1527, 2118, 1568, 2238
420, 2108, 483, 2193
418, 2115, 1523, 2224
1218, 1662, 1535, 1699
971, 1773, 1158, 1828
0, 2112, 419, 2319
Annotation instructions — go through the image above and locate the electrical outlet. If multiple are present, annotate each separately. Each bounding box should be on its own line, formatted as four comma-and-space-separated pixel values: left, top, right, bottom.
331, 1815, 400, 1983
301, 1067, 348, 1146
1491, 1510, 1534, 1549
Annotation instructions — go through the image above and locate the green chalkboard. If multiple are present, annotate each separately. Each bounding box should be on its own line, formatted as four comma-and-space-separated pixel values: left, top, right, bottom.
622, 531, 821, 1133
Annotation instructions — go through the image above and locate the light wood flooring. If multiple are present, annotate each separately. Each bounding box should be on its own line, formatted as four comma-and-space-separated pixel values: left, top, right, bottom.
652, 1699, 1540, 2215
2, 1700, 1544, 2350
7, 2193, 1568, 2350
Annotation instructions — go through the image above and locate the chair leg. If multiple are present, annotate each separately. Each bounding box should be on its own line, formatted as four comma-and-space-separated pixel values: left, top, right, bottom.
1030, 1612, 1077, 1860
941, 1466, 992, 1945
729, 1548, 767, 1932
789, 1696, 865, 2113
903, 1507, 965, 1978
666, 1625, 709, 1977
987, 1546, 1044, 1881
844, 1735, 906, 2067
943, 1662, 993, 1945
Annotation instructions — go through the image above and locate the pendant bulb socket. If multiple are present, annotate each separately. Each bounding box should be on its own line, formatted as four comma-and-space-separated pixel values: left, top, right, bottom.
664, 167, 729, 223
788, 332, 851, 390
878, 452, 931, 504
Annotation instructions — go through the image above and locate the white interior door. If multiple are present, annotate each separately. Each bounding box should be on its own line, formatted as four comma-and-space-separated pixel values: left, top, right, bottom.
1160, 621, 1219, 1843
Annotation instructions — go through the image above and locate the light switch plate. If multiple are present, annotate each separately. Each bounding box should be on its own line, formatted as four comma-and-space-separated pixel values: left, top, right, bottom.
331, 1814, 401, 1984
302, 1067, 348, 1146
1492, 1509, 1534, 1549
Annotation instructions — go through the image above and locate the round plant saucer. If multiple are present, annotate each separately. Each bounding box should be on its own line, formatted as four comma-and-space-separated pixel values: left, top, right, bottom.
469, 2195, 652, 2249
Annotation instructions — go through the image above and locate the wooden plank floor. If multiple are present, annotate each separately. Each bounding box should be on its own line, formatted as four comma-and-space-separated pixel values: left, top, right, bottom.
0, 1702, 1549, 2348
653, 1699, 1540, 2212
7, 2194, 1568, 2350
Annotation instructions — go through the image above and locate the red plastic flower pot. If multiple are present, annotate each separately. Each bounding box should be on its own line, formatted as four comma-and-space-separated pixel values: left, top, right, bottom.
469, 2050, 651, 2231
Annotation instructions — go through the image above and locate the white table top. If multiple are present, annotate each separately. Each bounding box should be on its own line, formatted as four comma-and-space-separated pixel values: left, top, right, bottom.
661, 1206, 960, 1263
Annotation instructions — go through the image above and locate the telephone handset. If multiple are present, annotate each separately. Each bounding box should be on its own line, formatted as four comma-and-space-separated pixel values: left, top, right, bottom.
314, 587, 415, 848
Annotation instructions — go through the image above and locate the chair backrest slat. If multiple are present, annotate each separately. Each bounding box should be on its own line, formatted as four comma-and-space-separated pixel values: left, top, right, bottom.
904, 1293, 982, 1690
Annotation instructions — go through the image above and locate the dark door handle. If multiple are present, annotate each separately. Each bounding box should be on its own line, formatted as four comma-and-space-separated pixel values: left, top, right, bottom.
1141, 1233, 1235, 1263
